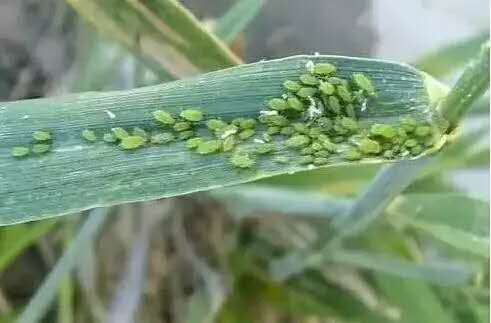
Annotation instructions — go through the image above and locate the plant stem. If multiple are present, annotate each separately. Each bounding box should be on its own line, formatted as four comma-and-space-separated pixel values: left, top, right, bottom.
440, 41, 490, 131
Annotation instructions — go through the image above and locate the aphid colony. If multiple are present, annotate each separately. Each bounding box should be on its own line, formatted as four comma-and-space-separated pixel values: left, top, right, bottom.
11, 61, 439, 170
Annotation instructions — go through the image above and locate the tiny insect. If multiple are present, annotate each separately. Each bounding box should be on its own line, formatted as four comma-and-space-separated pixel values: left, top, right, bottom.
312, 63, 336, 75
186, 137, 203, 149
268, 98, 288, 111
82, 129, 97, 142
11, 146, 30, 158
32, 144, 51, 154
111, 127, 129, 140
180, 109, 203, 122
352, 73, 376, 96
230, 152, 255, 169
152, 110, 176, 125
286, 135, 310, 148
33, 130, 51, 142
197, 140, 222, 154
120, 136, 145, 150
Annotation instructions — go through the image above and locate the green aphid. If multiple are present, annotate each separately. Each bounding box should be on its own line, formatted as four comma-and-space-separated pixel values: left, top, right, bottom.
150, 132, 175, 144
267, 126, 280, 135
332, 136, 345, 143
312, 63, 336, 75
152, 110, 175, 125
336, 85, 353, 103
223, 136, 236, 152
103, 133, 118, 143
400, 117, 417, 133
32, 144, 51, 154
345, 104, 356, 119
320, 139, 338, 153
423, 137, 434, 147
314, 150, 330, 158
239, 129, 255, 140
311, 141, 323, 151
352, 73, 376, 96
216, 124, 239, 138
414, 125, 432, 137
240, 118, 256, 129
111, 127, 129, 140
301, 147, 315, 155
132, 127, 148, 140
343, 149, 362, 161
327, 96, 341, 114
258, 115, 269, 124
291, 123, 308, 134
33, 130, 51, 141
197, 140, 222, 154
397, 127, 408, 139
232, 118, 246, 126
383, 150, 395, 159
280, 126, 295, 136
370, 124, 396, 139
230, 152, 255, 169
274, 156, 290, 164
340, 117, 358, 132
82, 129, 97, 142
299, 73, 319, 86
268, 98, 288, 111
298, 155, 314, 165
309, 127, 323, 138
404, 139, 418, 148
186, 137, 203, 149
319, 81, 335, 95
180, 109, 203, 122
179, 130, 195, 140
256, 143, 275, 154
286, 135, 310, 148
317, 117, 333, 130
287, 97, 305, 111
313, 157, 328, 166
173, 121, 191, 132
296, 87, 317, 98
359, 138, 381, 154
120, 136, 145, 150
333, 124, 348, 135
11, 146, 30, 158
410, 145, 423, 155
392, 145, 401, 153
267, 115, 289, 127
283, 80, 302, 92
206, 119, 227, 131
327, 77, 346, 85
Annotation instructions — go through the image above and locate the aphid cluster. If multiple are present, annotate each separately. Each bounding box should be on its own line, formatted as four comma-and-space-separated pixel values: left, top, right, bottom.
11, 130, 52, 158
10, 61, 441, 171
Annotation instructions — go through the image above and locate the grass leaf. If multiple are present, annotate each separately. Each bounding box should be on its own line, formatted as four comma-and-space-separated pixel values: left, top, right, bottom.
66, 0, 242, 78
415, 31, 489, 78
214, 0, 266, 43
1, 55, 448, 225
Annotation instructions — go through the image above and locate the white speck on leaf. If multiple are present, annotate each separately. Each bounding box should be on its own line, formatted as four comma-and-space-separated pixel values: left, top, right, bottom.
105, 110, 116, 119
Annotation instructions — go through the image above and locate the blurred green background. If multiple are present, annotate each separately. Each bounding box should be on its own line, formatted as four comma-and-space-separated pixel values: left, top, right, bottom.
0, 1, 488, 323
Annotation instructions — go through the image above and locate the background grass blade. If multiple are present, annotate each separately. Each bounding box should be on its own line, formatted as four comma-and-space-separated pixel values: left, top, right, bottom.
415, 31, 489, 77
66, 0, 242, 78
0, 220, 58, 273
16, 208, 108, 323
325, 249, 474, 287
0, 55, 446, 225
214, 0, 266, 44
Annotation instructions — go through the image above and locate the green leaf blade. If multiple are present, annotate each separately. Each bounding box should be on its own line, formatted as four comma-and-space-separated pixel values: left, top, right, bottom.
0, 55, 448, 225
